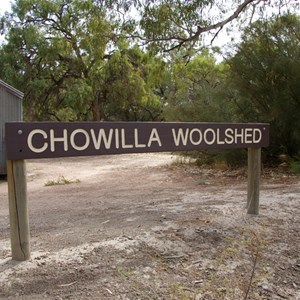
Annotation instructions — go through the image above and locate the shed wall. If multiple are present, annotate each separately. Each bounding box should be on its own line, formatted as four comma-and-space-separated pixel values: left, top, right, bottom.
0, 84, 23, 174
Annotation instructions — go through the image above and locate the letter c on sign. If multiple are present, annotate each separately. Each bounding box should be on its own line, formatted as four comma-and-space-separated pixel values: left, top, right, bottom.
28, 129, 48, 153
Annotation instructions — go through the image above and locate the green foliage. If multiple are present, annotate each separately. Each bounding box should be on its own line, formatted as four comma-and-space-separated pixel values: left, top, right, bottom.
195, 149, 247, 168
227, 14, 300, 162
161, 14, 300, 165
290, 160, 300, 175
140, 0, 211, 51
1, 1, 299, 165
163, 50, 231, 122
44, 176, 80, 186
91, 45, 165, 121
0, 0, 112, 120
0, 0, 164, 121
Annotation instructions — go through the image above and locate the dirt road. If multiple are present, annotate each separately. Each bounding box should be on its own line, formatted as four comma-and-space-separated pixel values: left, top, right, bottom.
0, 153, 299, 299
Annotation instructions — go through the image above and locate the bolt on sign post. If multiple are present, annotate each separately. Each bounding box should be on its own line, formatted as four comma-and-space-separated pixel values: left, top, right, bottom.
5, 122, 269, 260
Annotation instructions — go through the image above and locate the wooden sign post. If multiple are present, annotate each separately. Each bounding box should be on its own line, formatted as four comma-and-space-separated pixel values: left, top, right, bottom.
7, 160, 30, 260
247, 148, 261, 215
5, 122, 269, 260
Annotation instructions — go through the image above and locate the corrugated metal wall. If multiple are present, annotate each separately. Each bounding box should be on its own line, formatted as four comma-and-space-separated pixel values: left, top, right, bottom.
0, 81, 23, 174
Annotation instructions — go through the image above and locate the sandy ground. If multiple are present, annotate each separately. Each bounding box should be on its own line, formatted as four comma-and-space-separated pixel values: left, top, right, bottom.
0, 153, 299, 300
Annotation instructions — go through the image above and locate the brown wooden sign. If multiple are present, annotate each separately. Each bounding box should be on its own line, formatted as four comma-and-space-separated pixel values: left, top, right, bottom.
5, 122, 269, 160
5, 121, 270, 261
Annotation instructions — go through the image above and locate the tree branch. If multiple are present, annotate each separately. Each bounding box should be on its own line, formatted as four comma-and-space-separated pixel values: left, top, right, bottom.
139, 0, 263, 52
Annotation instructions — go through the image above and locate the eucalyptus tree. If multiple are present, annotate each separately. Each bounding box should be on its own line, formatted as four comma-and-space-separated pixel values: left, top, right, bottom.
0, 0, 163, 121
0, 0, 115, 120
135, 0, 298, 54
1, 0, 298, 121
162, 50, 230, 122
90, 43, 165, 121
227, 14, 300, 160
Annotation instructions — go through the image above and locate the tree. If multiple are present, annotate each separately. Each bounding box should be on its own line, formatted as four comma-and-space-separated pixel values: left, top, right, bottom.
91, 43, 164, 121
163, 50, 230, 122
0, 0, 165, 121
1, 1, 298, 124
136, 0, 298, 53
227, 14, 300, 161
1, 0, 114, 120
161, 50, 248, 167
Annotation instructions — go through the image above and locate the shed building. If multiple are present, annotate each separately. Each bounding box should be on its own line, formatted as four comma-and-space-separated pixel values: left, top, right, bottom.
0, 80, 23, 174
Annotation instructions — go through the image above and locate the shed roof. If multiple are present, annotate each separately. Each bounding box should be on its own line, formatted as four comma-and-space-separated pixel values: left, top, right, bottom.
0, 79, 24, 99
